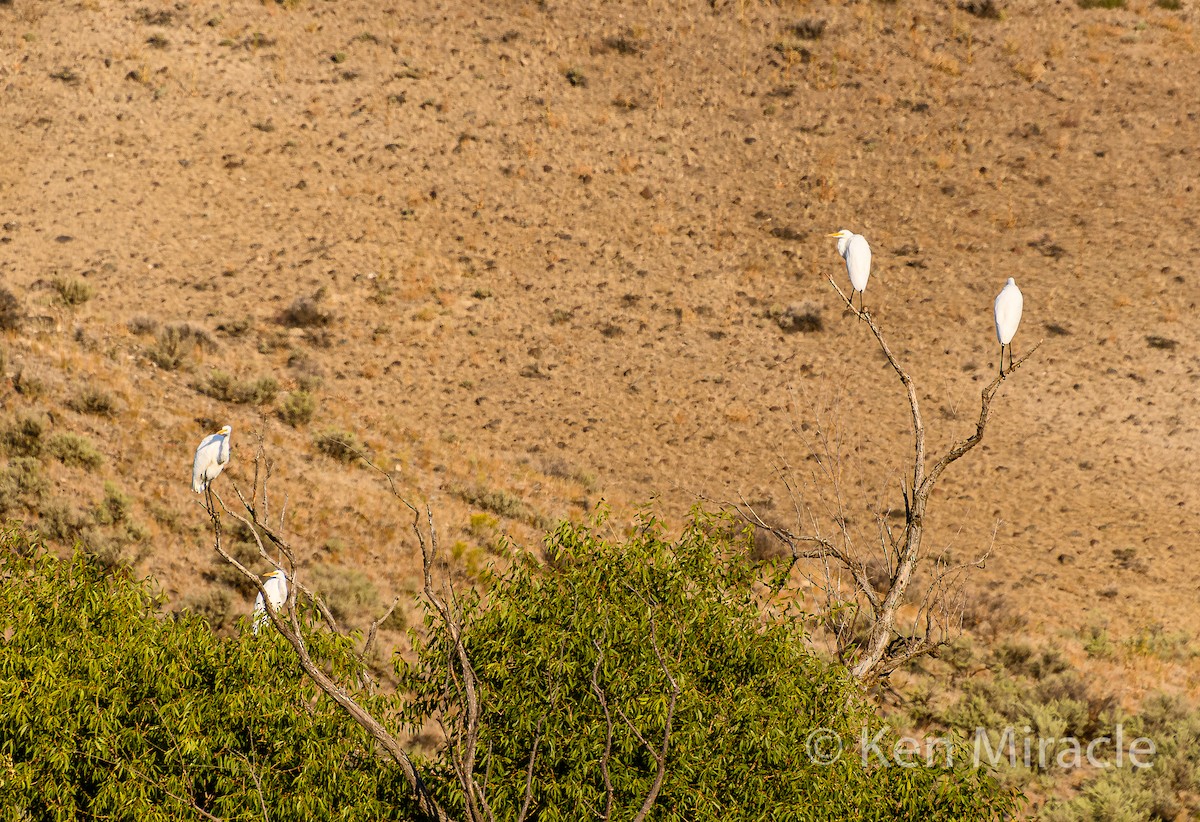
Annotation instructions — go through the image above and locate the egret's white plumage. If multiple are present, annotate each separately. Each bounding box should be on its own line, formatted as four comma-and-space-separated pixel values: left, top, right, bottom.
993, 278, 1024, 375
252, 570, 289, 634
828, 229, 872, 310
191, 425, 232, 493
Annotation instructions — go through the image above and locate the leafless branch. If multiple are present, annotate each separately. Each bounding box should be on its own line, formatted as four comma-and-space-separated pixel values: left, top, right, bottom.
314, 439, 496, 822
204, 479, 455, 822
362, 595, 402, 663
823, 277, 1040, 682
714, 279, 1039, 684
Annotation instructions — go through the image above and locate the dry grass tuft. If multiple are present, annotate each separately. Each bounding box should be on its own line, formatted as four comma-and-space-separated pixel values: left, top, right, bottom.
53, 278, 93, 306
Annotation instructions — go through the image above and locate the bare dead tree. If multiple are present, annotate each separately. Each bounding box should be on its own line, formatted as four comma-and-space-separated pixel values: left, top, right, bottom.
728, 279, 1041, 685
200, 439, 471, 822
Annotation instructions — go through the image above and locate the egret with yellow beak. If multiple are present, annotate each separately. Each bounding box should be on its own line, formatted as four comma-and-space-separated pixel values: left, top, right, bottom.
828, 229, 872, 312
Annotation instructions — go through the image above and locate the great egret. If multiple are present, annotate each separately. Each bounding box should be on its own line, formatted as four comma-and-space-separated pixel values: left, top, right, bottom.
828, 229, 872, 312
252, 569, 289, 634
994, 277, 1023, 376
191, 425, 232, 494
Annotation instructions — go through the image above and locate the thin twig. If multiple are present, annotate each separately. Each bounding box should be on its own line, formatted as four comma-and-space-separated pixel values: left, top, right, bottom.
590, 640, 615, 822
234, 752, 271, 822
92, 755, 224, 822
205, 488, 453, 822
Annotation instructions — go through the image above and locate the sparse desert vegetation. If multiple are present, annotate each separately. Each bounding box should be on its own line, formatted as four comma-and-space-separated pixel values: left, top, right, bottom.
1, 0, 1199, 816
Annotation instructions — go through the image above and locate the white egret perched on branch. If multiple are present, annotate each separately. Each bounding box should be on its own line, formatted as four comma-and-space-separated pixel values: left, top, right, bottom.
827, 229, 872, 312
191, 425, 232, 494
993, 278, 1024, 376
252, 569, 289, 634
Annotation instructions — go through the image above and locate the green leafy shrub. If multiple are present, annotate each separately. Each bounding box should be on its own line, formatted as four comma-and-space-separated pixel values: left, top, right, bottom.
399, 511, 1018, 819
0, 532, 414, 819
47, 432, 104, 470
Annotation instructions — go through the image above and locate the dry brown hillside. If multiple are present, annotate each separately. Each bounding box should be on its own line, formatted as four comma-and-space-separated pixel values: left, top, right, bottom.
2, 0, 1200, 810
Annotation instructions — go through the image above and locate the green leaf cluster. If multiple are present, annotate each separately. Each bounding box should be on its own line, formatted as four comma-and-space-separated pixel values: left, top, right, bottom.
400, 510, 1017, 820
0, 530, 412, 820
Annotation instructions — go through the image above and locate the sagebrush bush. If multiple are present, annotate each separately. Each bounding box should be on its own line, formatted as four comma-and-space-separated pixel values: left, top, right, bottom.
47, 432, 103, 470
127, 316, 158, 336
196, 370, 278, 405
209, 533, 268, 596
278, 293, 333, 328
37, 500, 91, 543
279, 390, 316, 427
67, 386, 118, 417
82, 525, 151, 572
12, 370, 45, 398
176, 586, 233, 630
33, 485, 147, 570
1, 415, 44, 458
309, 564, 380, 625
94, 483, 132, 526
456, 485, 529, 520
0, 286, 22, 330
315, 429, 363, 462
0, 457, 48, 511
148, 324, 214, 370
1042, 692, 1200, 820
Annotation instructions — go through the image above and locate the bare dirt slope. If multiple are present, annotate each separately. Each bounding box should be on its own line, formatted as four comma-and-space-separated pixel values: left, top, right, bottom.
1, 0, 1199, 691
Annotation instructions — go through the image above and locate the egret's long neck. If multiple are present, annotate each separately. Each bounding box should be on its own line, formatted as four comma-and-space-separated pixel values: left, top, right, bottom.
837, 235, 851, 256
